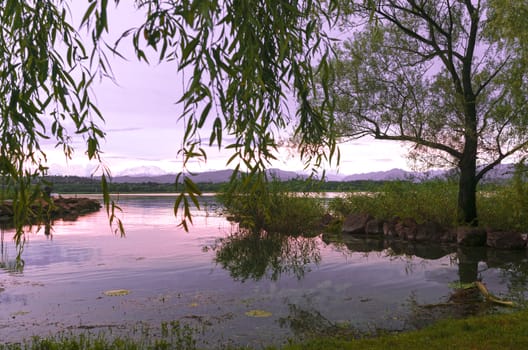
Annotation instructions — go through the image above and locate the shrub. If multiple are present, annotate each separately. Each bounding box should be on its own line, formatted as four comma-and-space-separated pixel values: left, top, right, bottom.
218, 177, 324, 235
478, 163, 528, 231
329, 179, 459, 226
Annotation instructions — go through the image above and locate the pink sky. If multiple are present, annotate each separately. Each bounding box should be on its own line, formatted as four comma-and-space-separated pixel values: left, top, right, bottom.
43, 2, 410, 177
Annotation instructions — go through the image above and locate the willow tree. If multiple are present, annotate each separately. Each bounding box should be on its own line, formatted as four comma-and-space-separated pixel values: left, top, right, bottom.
331, 0, 528, 225
0, 1, 113, 256
1, 0, 352, 254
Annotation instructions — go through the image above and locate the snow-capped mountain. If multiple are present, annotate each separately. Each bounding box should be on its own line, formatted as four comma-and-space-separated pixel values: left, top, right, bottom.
116, 166, 168, 177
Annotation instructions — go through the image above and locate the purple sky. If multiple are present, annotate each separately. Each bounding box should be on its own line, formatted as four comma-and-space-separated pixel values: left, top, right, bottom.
43, 2, 409, 177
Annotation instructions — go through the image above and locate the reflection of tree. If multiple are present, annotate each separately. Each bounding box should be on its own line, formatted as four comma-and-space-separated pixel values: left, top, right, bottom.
211, 229, 321, 282
324, 233, 528, 305
487, 249, 528, 306
278, 303, 359, 340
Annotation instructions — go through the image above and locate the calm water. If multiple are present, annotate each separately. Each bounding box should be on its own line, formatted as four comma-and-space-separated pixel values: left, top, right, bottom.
1, 195, 527, 348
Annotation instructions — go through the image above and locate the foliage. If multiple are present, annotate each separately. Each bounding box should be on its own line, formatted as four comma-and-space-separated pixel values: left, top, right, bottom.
0, 0, 124, 256
0, 0, 346, 253
218, 177, 325, 234
103, 0, 341, 230
478, 161, 528, 231
279, 309, 528, 350
329, 180, 459, 226
2, 309, 528, 349
0, 321, 197, 350
330, 174, 528, 232
210, 228, 322, 282
330, 1, 528, 225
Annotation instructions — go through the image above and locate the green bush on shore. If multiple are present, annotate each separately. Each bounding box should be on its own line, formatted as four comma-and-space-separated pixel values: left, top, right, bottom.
330, 172, 528, 232
218, 177, 325, 235
329, 179, 459, 226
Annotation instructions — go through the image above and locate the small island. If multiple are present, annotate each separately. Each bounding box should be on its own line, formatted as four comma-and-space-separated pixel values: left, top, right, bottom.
0, 196, 101, 225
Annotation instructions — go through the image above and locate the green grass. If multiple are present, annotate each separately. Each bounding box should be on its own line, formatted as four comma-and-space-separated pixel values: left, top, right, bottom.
328, 179, 459, 226
329, 176, 528, 232
2, 310, 528, 349
280, 309, 528, 350
218, 177, 325, 235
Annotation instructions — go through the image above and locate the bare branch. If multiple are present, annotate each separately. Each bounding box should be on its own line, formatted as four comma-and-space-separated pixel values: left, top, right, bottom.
373, 132, 463, 159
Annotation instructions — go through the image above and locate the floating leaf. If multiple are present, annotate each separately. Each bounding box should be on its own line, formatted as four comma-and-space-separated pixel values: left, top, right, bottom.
189, 302, 199, 307
245, 309, 272, 318
10, 310, 29, 317
103, 289, 130, 296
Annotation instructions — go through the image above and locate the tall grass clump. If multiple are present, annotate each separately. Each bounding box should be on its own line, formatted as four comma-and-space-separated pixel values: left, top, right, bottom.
329, 179, 459, 226
478, 162, 528, 231
218, 176, 324, 235
0, 321, 197, 350
330, 165, 528, 232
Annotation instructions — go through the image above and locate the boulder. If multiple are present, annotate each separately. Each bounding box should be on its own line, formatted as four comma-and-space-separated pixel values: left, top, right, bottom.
383, 217, 399, 238
415, 221, 454, 243
456, 227, 487, 246
342, 213, 373, 234
365, 219, 384, 235
394, 217, 418, 240
486, 230, 526, 250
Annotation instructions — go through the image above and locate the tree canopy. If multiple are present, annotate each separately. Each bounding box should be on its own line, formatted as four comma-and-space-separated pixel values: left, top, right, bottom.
330, 0, 528, 225
0, 0, 347, 254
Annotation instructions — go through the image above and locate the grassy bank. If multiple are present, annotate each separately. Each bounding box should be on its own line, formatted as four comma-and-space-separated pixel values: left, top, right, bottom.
281, 309, 528, 350
329, 175, 528, 232
1, 309, 527, 349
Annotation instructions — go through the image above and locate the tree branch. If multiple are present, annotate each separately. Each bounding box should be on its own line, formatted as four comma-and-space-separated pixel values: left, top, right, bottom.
475, 56, 510, 97
476, 140, 528, 182
373, 132, 463, 160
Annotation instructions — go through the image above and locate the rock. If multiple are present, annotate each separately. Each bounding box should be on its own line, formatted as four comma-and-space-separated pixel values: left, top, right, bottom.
365, 219, 384, 235
383, 217, 400, 238
441, 228, 457, 243
415, 221, 450, 243
0, 197, 101, 226
456, 227, 487, 246
342, 213, 373, 234
486, 230, 526, 250
50, 197, 101, 218
394, 217, 418, 240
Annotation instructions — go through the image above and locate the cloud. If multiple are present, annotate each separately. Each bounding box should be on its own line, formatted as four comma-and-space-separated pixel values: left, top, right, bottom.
374, 158, 398, 163
106, 127, 143, 133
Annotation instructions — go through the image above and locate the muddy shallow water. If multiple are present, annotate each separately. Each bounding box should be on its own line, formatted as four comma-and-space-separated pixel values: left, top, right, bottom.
1, 195, 527, 348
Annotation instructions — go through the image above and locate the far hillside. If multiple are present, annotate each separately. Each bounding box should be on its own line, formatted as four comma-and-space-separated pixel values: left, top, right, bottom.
40, 164, 517, 194
41, 175, 387, 194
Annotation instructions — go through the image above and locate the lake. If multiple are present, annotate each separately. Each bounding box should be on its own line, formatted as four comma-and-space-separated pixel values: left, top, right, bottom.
1, 194, 527, 348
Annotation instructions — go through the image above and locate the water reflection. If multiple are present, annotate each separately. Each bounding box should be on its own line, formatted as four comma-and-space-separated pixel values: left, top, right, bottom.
212, 227, 528, 308
324, 232, 528, 306
210, 229, 322, 282
278, 303, 359, 340
2, 195, 528, 346
0, 218, 17, 272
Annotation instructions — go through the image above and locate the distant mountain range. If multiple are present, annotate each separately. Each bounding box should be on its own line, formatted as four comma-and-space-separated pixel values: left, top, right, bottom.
112, 168, 306, 184
109, 163, 518, 184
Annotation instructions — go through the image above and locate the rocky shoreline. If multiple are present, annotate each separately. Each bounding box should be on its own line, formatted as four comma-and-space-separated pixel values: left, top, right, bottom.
338, 212, 527, 250
0, 196, 102, 225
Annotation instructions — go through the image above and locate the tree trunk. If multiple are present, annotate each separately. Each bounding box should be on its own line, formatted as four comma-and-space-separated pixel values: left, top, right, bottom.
458, 132, 478, 225
457, 162, 477, 225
